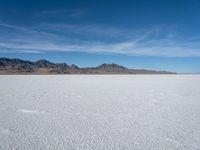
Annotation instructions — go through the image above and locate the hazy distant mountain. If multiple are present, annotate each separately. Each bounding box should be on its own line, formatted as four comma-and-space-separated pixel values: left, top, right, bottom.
0, 58, 175, 74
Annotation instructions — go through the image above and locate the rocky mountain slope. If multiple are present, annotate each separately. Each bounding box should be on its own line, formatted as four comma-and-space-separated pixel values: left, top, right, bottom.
0, 58, 175, 74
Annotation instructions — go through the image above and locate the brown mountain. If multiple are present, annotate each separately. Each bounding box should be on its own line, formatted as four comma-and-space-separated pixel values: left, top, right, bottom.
0, 58, 176, 74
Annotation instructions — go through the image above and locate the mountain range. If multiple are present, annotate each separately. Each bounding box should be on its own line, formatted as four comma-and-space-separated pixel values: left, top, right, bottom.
0, 58, 175, 74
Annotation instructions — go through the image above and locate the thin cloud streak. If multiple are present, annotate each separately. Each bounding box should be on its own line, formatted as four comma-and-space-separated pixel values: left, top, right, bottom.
1, 23, 200, 57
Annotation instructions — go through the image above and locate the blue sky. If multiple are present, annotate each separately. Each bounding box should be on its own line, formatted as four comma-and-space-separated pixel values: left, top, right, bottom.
0, 0, 200, 73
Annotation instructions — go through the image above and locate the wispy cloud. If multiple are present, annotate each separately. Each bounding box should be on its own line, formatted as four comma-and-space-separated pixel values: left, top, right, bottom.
32, 23, 128, 41
0, 22, 200, 57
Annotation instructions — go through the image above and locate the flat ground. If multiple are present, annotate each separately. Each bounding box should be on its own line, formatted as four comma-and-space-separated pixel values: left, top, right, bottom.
0, 75, 200, 150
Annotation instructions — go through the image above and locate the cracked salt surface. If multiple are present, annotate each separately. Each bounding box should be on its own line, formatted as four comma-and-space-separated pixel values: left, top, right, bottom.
0, 75, 200, 150
18, 109, 45, 114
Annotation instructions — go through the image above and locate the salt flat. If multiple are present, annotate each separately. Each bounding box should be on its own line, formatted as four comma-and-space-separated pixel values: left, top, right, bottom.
0, 75, 200, 150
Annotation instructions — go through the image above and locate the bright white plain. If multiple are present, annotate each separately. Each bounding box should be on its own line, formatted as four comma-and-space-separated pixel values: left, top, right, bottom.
0, 75, 200, 150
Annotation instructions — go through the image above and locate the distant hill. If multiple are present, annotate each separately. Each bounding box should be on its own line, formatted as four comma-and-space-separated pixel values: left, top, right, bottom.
0, 58, 176, 74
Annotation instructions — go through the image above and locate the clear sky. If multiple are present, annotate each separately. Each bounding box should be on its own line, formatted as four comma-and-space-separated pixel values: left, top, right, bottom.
0, 0, 200, 73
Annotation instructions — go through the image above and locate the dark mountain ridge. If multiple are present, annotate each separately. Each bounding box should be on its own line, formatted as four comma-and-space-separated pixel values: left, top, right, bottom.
0, 58, 176, 74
